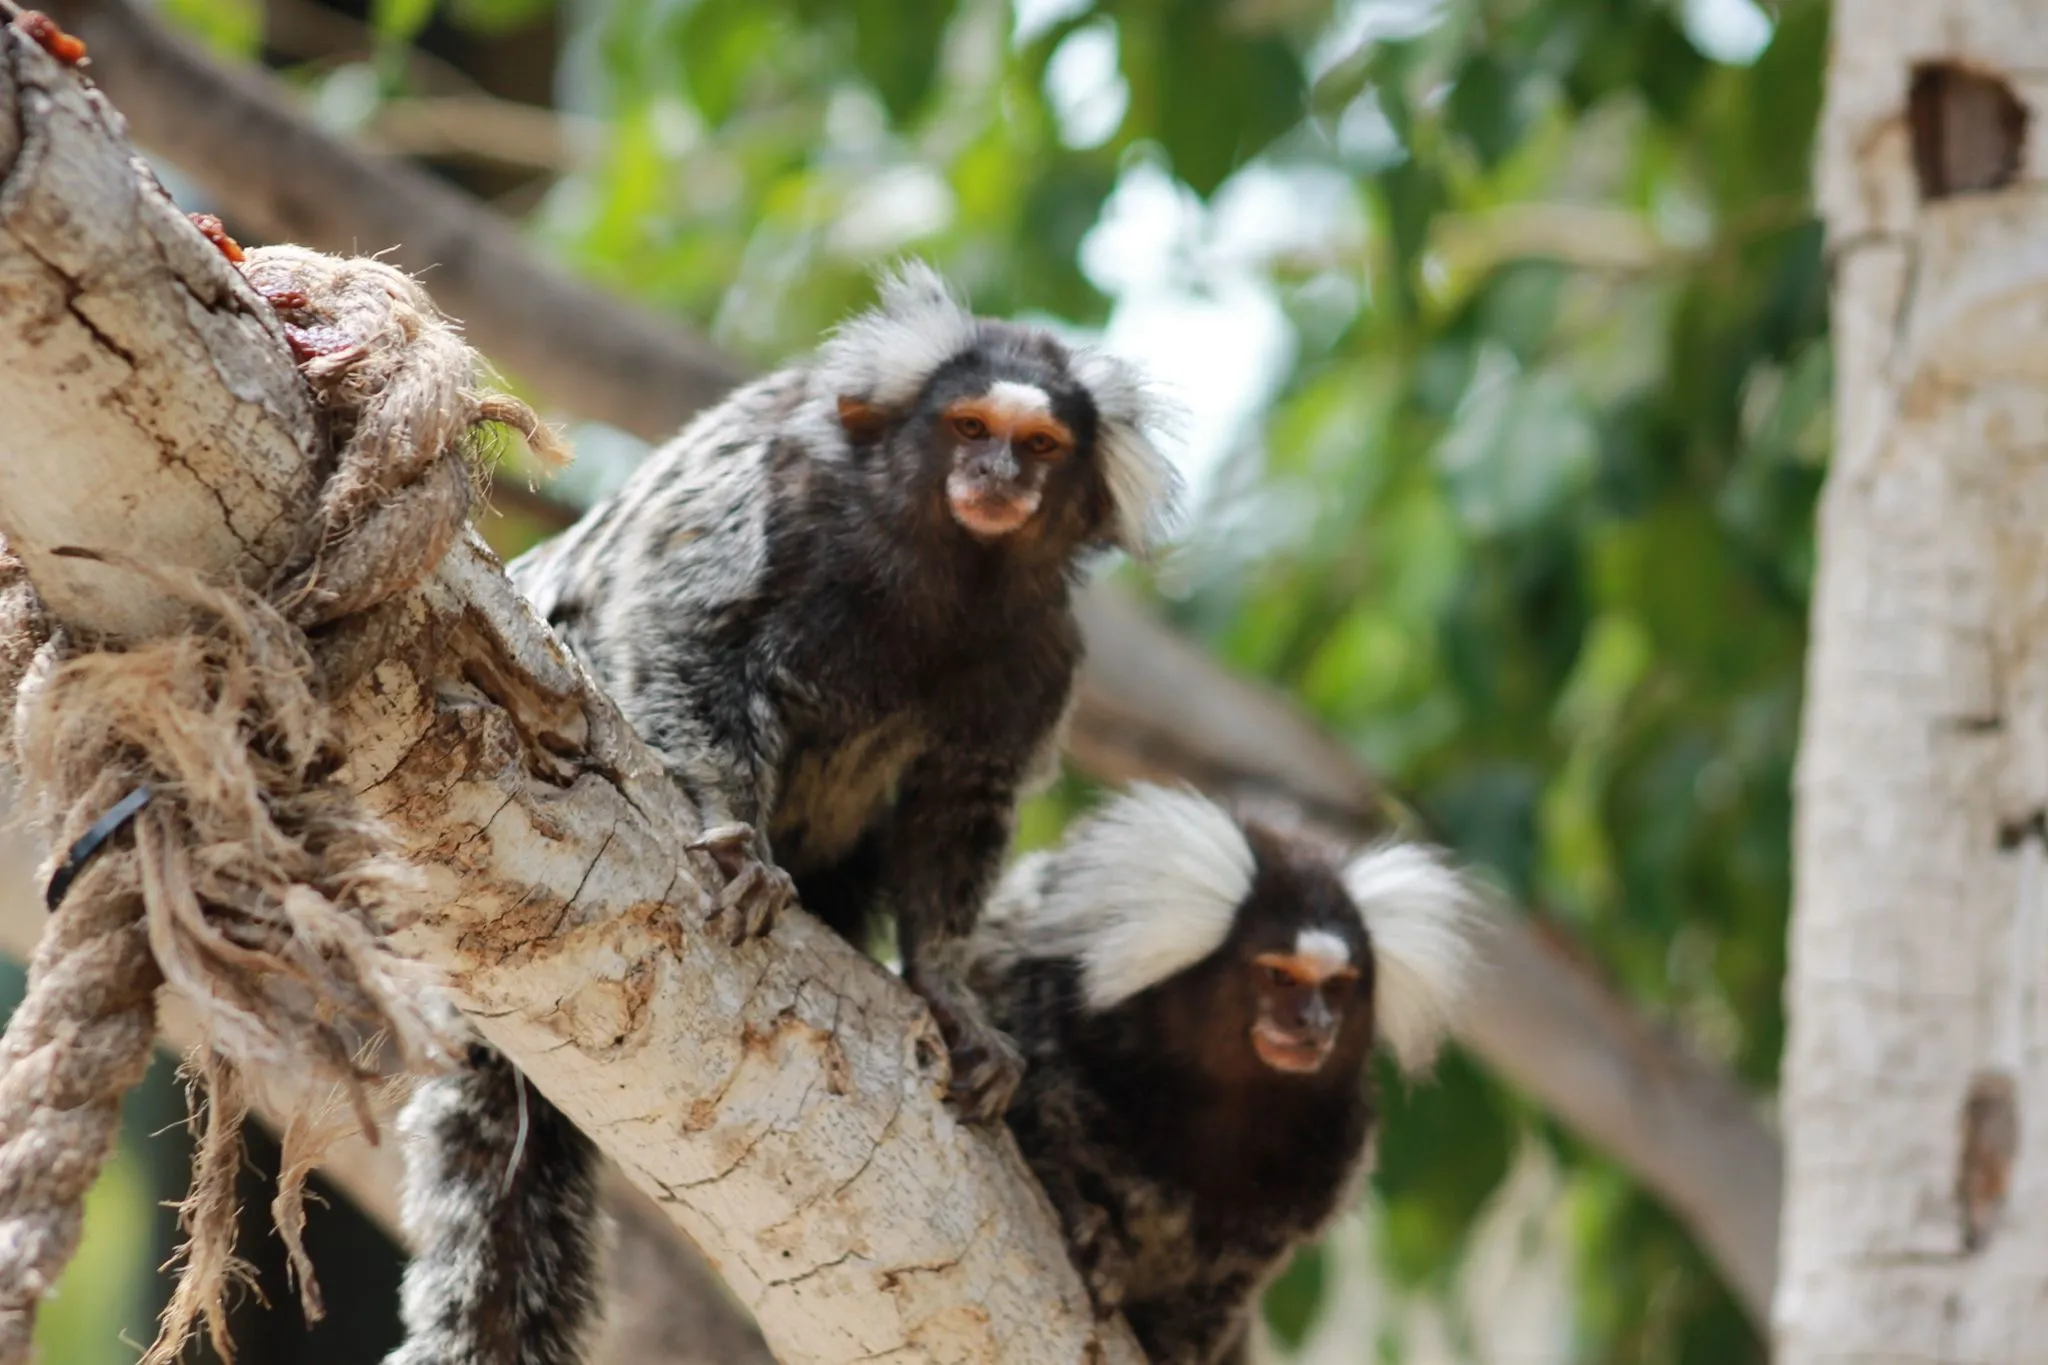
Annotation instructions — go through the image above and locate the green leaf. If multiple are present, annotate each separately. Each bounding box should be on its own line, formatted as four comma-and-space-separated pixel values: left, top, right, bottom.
848, 0, 955, 123
448, 0, 556, 35
1113, 0, 1303, 195
1446, 52, 1527, 168
1260, 1242, 1328, 1348
673, 0, 788, 126
372, 0, 439, 45
1435, 370, 1600, 536
1373, 1050, 1519, 1285
157, 0, 263, 57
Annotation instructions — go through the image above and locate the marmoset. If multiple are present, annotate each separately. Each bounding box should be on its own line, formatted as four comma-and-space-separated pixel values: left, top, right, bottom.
386, 263, 1178, 1365
969, 785, 1477, 1365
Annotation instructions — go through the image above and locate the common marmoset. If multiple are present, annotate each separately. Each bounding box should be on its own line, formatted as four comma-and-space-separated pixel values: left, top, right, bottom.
386, 264, 1178, 1365
969, 785, 1477, 1365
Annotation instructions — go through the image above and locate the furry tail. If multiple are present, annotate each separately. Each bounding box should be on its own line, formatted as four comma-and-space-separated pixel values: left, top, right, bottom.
385, 1045, 606, 1365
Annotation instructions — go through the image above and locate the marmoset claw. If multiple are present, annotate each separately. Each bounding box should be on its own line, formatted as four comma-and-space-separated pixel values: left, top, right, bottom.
689, 822, 794, 944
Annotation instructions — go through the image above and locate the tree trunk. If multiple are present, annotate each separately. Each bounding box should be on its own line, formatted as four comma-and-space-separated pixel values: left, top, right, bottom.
0, 817, 773, 1365
1780, 5, 2048, 1359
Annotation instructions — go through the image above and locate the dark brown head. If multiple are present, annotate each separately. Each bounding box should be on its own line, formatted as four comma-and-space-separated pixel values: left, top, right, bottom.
817, 263, 1178, 559
1234, 824, 1376, 1076
974, 785, 1475, 1084
1143, 821, 1381, 1087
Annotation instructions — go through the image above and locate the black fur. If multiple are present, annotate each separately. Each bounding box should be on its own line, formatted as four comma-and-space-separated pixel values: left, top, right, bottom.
977, 816, 1424, 1365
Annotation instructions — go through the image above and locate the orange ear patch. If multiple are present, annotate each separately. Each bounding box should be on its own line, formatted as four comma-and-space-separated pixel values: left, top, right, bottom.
1253, 952, 1361, 987
836, 395, 892, 443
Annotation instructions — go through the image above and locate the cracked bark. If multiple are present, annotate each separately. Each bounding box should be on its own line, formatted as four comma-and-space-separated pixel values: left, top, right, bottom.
0, 31, 317, 638
40, 0, 744, 443
7, 0, 1792, 1328
0, 828, 773, 1365
0, 29, 1138, 1365
1781, 4, 2048, 1360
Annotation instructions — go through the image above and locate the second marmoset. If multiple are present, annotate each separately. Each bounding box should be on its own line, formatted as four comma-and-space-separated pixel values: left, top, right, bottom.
970, 785, 1478, 1365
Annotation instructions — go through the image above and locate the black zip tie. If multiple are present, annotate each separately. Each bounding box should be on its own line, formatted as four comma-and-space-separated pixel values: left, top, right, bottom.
44, 783, 153, 911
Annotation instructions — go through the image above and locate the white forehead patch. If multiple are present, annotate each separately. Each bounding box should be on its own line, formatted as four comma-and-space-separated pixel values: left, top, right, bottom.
1293, 928, 1352, 978
985, 380, 1053, 419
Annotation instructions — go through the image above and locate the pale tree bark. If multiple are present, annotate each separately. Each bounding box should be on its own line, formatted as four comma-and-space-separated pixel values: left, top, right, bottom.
1780, 6, 2048, 1361
0, 820, 774, 1365
0, 789, 766, 1365
0, 29, 1137, 1365
9, 0, 1788, 1325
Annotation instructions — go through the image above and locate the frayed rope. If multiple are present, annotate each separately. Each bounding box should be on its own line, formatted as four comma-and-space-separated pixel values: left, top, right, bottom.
0, 245, 567, 1365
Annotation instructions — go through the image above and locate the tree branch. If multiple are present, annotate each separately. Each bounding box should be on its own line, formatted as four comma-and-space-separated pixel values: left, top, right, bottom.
43, 0, 742, 442
0, 819, 773, 1365
0, 29, 1134, 1365
36, 0, 1782, 1323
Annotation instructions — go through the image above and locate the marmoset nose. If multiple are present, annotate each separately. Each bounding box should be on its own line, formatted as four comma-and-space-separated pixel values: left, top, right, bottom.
962, 443, 1020, 484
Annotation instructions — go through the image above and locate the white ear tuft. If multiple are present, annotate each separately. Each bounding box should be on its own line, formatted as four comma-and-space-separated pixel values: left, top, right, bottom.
1069, 348, 1185, 553
981, 784, 1253, 1011
815, 259, 979, 411
1343, 843, 1478, 1076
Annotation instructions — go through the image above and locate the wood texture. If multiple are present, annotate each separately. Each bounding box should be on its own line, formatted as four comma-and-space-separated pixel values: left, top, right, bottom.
1782, 4, 2048, 1358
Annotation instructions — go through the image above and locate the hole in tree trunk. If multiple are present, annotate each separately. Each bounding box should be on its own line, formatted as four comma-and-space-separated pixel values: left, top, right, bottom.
1908, 62, 2029, 200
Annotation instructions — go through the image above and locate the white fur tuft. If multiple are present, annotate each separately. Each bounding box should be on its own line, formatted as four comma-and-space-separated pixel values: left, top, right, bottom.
1342, 844, 1478, 1075
979, 784, 1253, 1011
1069, 347, 1184, 553
815, 260, 979, 408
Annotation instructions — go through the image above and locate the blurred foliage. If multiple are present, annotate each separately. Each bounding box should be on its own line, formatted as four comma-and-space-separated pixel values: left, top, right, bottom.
83, 0, 1835, 1358
2, 959, 155, 1365
38, 1145, 154, 1365
160, 0, 263, 55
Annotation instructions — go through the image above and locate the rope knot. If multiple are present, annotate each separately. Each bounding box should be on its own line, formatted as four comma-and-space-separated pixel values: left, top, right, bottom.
0, 244, 567, 1363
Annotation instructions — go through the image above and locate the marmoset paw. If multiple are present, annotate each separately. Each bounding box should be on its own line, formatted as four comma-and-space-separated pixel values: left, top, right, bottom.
690, 822, 795, 944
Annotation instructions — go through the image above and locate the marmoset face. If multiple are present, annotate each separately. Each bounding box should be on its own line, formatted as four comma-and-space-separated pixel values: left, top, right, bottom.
911, 341, 1111, 549
1231, 834, 1376, 1078
929, 377, 1079, 539
837, 336, 1114, 551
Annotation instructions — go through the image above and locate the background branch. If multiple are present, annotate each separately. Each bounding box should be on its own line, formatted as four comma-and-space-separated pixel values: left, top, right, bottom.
36, 0, 1780, 1325
43, 0, 740, 442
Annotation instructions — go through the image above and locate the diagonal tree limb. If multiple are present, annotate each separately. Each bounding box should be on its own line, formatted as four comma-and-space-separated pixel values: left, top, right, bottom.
36, 0, 1781, 1321
40, 0, 743, 443
0, 29, 1136, 1365
0, 818, 774, 1365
